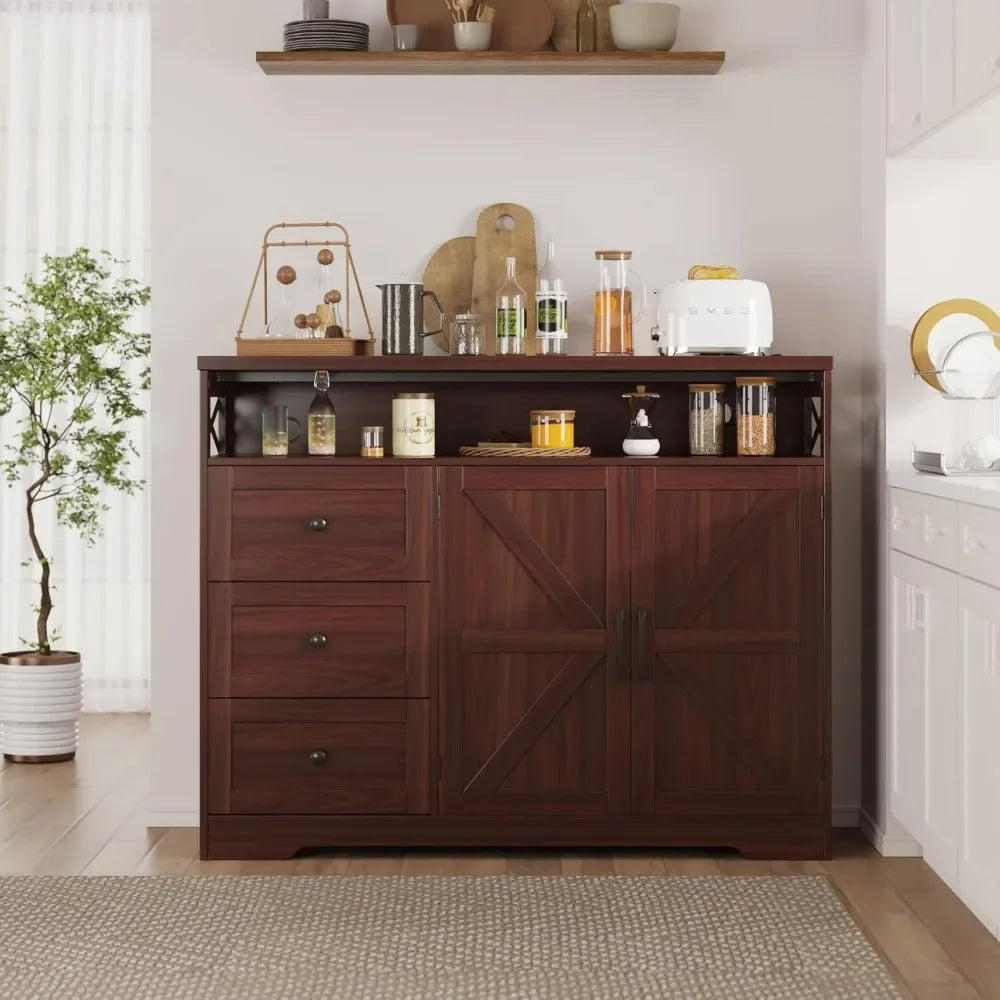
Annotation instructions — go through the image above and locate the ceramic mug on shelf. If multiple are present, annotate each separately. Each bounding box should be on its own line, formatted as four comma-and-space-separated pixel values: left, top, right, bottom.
302, 0, 330, 19
377, 282, 444, 356
454, 21, 491, 51
393, 24, 419, 50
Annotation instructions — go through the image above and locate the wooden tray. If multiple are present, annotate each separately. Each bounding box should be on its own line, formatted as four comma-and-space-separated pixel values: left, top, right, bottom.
459, 444, 591, 457
236, 337, 375, 357
386, 0, 554, 51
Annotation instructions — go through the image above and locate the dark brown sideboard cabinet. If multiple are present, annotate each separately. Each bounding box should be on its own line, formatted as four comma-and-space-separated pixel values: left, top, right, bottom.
200, 356, 831, 860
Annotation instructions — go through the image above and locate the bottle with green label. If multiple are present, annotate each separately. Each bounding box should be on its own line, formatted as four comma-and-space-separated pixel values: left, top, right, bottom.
535, 240, 568, 356
495, 256, 527, 356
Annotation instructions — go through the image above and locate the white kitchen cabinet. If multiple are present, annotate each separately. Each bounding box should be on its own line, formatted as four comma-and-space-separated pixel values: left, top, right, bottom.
955, 0, 1000, 110
889, 551, 959, 885
957, 577, 1000, 935
888, 0, 956, 153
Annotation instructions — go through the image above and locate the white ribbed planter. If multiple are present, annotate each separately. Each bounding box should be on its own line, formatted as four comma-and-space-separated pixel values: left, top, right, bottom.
0, 652, 82, 762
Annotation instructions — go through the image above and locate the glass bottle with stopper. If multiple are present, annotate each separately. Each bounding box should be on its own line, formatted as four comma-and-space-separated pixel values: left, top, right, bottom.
622, 384, 661, 457
307, 370, 337, 455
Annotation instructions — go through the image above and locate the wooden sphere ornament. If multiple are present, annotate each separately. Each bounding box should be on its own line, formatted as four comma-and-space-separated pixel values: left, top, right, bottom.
324, 289, 342, 305
306, 313, 321, 330
276, 265, 297, 285
294, 313, 307, 329
317, 249, 334, 266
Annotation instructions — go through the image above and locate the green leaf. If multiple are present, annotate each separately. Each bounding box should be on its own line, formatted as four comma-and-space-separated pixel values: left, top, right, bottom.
0, 249, 150, 653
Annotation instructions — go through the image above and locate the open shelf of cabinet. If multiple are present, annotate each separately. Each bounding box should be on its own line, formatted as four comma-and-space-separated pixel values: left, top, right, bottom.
255, 50, 726, 76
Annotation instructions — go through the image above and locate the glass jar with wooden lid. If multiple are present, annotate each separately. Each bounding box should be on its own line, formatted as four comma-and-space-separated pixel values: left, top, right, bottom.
530, 409, 575, 449
736, 377, 776, 456
688, 383, 725, 456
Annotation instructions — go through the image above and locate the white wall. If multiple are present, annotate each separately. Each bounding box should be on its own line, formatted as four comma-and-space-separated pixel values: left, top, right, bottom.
886, 159, 1000, 467
150, 0, 872, 823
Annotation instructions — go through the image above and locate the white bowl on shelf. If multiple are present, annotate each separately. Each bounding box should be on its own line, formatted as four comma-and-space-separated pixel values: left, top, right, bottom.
609, 2, 680, 51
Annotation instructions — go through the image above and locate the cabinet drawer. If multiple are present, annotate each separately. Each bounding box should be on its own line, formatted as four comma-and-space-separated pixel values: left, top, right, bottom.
207, 466, 432, 581
208, 699, 430, 816
208, 582, 431, 698
890, 489, 958, 570
959, 504, 1000, 589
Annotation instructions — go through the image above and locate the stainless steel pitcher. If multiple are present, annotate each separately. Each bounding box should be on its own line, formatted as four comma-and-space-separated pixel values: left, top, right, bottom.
377, 282, 444, 356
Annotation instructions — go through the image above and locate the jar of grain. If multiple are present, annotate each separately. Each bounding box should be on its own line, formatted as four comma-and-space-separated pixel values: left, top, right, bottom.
688, 384, 725, 456
736, 377, 776, 456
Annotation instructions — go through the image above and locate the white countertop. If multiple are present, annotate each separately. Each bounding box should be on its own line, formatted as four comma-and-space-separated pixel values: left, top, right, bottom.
888, 464, 1000, 509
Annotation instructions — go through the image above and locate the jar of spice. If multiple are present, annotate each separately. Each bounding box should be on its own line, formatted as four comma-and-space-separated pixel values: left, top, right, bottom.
530, 410, 575, 449
449, 313, 485, 356
688, 384, 725, 456
392, 393, 435, 457
736, 377, 776, 456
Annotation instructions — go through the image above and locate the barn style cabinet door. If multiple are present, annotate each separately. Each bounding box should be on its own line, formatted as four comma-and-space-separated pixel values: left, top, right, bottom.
629, 466, 827, 822
438, 465, 630, 817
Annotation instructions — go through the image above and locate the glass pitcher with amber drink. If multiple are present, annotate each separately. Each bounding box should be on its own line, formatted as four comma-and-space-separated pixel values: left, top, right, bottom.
593, 250, 646, 356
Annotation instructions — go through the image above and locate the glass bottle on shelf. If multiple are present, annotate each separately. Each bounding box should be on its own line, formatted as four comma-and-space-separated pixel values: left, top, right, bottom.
495, 256, 527, 356
307, 370, 337, 455
593, 250, 644, 356
576, 0, 597, 52
266, 265, 298, 339
535, 241, 568, 356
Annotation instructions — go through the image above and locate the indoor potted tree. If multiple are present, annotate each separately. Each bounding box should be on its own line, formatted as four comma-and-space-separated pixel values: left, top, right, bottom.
0, 250, 150, 762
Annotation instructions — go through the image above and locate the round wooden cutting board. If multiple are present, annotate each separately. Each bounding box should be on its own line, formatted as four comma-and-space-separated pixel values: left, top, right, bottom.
386, 0, 554, 51
423, 236, 476, 352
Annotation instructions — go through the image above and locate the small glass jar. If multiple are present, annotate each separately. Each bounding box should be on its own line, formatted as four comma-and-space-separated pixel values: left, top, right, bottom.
530, 409, 575, 449
361, 425, 384, 458
736, 376, 776, 456
450, 313, 485, 356
688, 383, 725, 456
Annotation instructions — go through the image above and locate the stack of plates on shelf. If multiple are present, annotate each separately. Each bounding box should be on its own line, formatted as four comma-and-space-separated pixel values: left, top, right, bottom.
283, 19, 370, 51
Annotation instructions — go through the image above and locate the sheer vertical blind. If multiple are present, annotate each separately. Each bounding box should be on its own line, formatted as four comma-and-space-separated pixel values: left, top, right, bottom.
0, 0, 150, 711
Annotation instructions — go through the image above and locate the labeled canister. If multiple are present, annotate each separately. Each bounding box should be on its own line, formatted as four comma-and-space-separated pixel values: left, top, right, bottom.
392, 392, 435, 457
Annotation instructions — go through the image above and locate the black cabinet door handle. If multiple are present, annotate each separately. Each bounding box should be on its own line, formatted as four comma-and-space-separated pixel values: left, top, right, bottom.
308, 749, 328, 766
637, 608, 652, 682
614, 609, 628, 682
308, 633, 328, 649
308, 516, 328, 532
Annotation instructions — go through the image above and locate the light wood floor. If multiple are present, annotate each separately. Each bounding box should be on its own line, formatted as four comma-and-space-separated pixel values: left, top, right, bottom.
1, 716, 999, 999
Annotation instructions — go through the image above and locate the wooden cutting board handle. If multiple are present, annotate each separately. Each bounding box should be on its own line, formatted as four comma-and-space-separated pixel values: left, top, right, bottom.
471, 203, 538, 356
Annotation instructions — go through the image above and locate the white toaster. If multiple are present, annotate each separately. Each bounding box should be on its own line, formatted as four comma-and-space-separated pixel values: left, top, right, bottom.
652, 279, 773, 356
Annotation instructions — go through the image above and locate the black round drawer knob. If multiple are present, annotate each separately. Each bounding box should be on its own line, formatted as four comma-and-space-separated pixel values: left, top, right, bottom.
309, 749, 328, 766
308, 516, 328, 532
308, 633, 328, 649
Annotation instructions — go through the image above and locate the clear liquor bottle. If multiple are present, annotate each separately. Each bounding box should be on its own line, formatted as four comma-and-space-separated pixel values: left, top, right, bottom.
495, 256, 527, 356
535, 240, 568, 356
307, 370, 336, 455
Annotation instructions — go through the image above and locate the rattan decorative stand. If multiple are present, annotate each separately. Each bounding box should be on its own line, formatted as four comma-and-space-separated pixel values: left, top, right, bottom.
235, 221, 376, 357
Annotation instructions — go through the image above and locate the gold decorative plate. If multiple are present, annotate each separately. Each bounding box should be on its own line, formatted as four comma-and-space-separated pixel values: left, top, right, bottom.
910, 298, 1000, 392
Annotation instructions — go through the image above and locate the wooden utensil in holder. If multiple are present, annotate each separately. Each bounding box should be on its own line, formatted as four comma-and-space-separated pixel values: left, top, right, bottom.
235, 221, 376, 357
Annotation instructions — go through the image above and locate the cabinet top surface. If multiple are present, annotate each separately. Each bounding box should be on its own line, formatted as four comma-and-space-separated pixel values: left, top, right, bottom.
199, 355, 834, 374
889, 465, 1000, 511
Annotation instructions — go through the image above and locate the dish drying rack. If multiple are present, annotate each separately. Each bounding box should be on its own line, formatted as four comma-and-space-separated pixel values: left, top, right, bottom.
912, 330, 1000, 475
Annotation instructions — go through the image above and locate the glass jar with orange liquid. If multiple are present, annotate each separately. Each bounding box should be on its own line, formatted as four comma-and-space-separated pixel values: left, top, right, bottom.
593, 250, 646, 356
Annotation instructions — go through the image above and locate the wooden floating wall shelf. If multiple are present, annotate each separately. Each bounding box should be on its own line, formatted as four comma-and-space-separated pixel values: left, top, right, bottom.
255, 50, 726, 76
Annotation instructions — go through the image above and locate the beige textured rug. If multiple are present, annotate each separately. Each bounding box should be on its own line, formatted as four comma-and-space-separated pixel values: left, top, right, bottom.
0, 875, 901, 999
